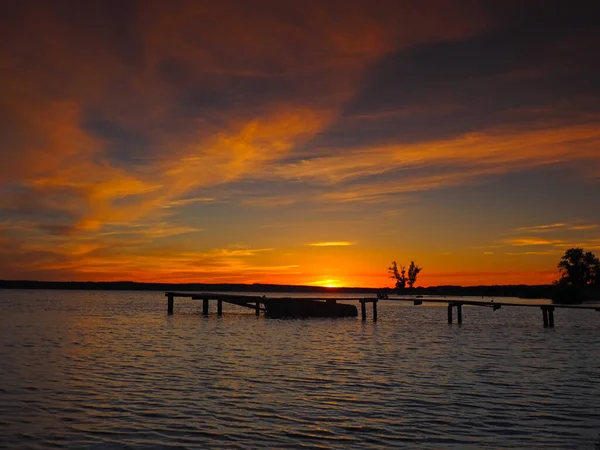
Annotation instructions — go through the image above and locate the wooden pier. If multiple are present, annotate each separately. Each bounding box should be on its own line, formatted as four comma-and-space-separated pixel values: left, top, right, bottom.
166, 292, 265, 316
165, 292, 600, 327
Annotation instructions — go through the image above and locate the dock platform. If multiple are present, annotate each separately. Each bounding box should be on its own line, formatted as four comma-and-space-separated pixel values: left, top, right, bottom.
165, 292, 600, 327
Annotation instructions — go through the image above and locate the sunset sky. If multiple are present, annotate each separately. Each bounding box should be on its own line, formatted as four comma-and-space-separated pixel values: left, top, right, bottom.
1, 1, 599, 287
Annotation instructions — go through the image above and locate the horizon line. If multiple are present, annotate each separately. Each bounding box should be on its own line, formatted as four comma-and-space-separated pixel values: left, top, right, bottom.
0, 279, 556, 289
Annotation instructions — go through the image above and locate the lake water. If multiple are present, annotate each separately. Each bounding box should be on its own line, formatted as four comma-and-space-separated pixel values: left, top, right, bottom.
1, 290, 600, 449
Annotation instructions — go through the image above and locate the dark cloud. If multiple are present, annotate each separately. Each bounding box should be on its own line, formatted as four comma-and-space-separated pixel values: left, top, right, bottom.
303, 1, 600, 151
82, 111, 150, 167
0, 185, 84, 223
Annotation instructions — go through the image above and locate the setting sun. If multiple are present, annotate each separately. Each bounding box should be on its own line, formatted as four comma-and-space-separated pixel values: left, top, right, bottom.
308, 279, 343, 288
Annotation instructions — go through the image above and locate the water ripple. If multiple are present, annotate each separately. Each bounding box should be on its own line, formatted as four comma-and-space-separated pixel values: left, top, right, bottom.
1, 291, 600, 448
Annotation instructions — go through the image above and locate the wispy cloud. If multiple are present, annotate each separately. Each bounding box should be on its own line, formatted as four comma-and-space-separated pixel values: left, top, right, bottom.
214, 248, 274, 257
513, 222, 598, 233
242, 264, 300, 272
516, 223, 566, 233
554, 241, 600, 249
241, 195, 298, 208
506, 250, 559, 256
268, 124, 600, 197
307, 241, 355, 247
98, 223, 202, 239
570, 224, 598, 231
508, 238, 564, 246
162, 197, 217, 208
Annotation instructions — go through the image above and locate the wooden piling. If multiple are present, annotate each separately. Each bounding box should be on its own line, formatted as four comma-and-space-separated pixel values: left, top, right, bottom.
203, 298, 209, 315
447, 304, 453, 324
255, 301, 260, 316
373, 300, 378, 322
542, 307, 549, 327
217, 299, 223, 316
457, 303, 463, 324
167, 294, 174, 315
548, 307, 555, 328
361, 300, 366, 321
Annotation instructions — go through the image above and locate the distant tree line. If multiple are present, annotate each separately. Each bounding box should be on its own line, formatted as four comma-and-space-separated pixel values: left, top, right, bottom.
1, 279, 571, 299
0, 280, 377, 293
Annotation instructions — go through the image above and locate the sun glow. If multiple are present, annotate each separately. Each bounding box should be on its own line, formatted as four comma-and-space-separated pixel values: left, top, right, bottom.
309, 279, 342, 288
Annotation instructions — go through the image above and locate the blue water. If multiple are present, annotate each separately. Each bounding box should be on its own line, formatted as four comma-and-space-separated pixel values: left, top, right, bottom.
1, 290, 599, 449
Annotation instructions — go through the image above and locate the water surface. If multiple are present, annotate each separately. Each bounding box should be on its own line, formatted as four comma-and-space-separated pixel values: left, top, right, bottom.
1, 290, 599, 448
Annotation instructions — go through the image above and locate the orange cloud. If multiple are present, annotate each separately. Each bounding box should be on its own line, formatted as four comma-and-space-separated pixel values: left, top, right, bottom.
570, 224, 598, 231
0, 1, 495, 239
308, 241, 355, 247
269, 123, 600, 199
516, 223, 566, 233
509, 238, 564, 246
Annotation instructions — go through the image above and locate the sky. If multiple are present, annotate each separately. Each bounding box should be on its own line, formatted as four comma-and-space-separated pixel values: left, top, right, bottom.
1, 0, 599, 287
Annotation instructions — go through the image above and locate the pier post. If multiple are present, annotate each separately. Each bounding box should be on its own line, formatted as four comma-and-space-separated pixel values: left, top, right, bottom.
217, 299, 223, 316
203, 298, 209, 315
447, 304, 453, 324
373, 300, 378, 322
548, 307, 555, 328
255, 301, 260, 316
542, 307, 549, 328
457, 304, 463, 324
167, 294, 174, 315
361, 300, 366, 321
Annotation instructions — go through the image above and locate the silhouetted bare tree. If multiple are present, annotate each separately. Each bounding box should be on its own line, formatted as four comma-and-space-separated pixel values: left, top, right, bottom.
389, 260, 422, 293
388, 261, 406, 293
407, 261, 422, 289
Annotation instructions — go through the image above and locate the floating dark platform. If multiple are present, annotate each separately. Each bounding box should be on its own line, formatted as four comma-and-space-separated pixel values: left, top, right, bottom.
261, 297, 358, 318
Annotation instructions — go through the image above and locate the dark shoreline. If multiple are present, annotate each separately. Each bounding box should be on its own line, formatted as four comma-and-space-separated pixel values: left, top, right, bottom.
0, 280, 557, 299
